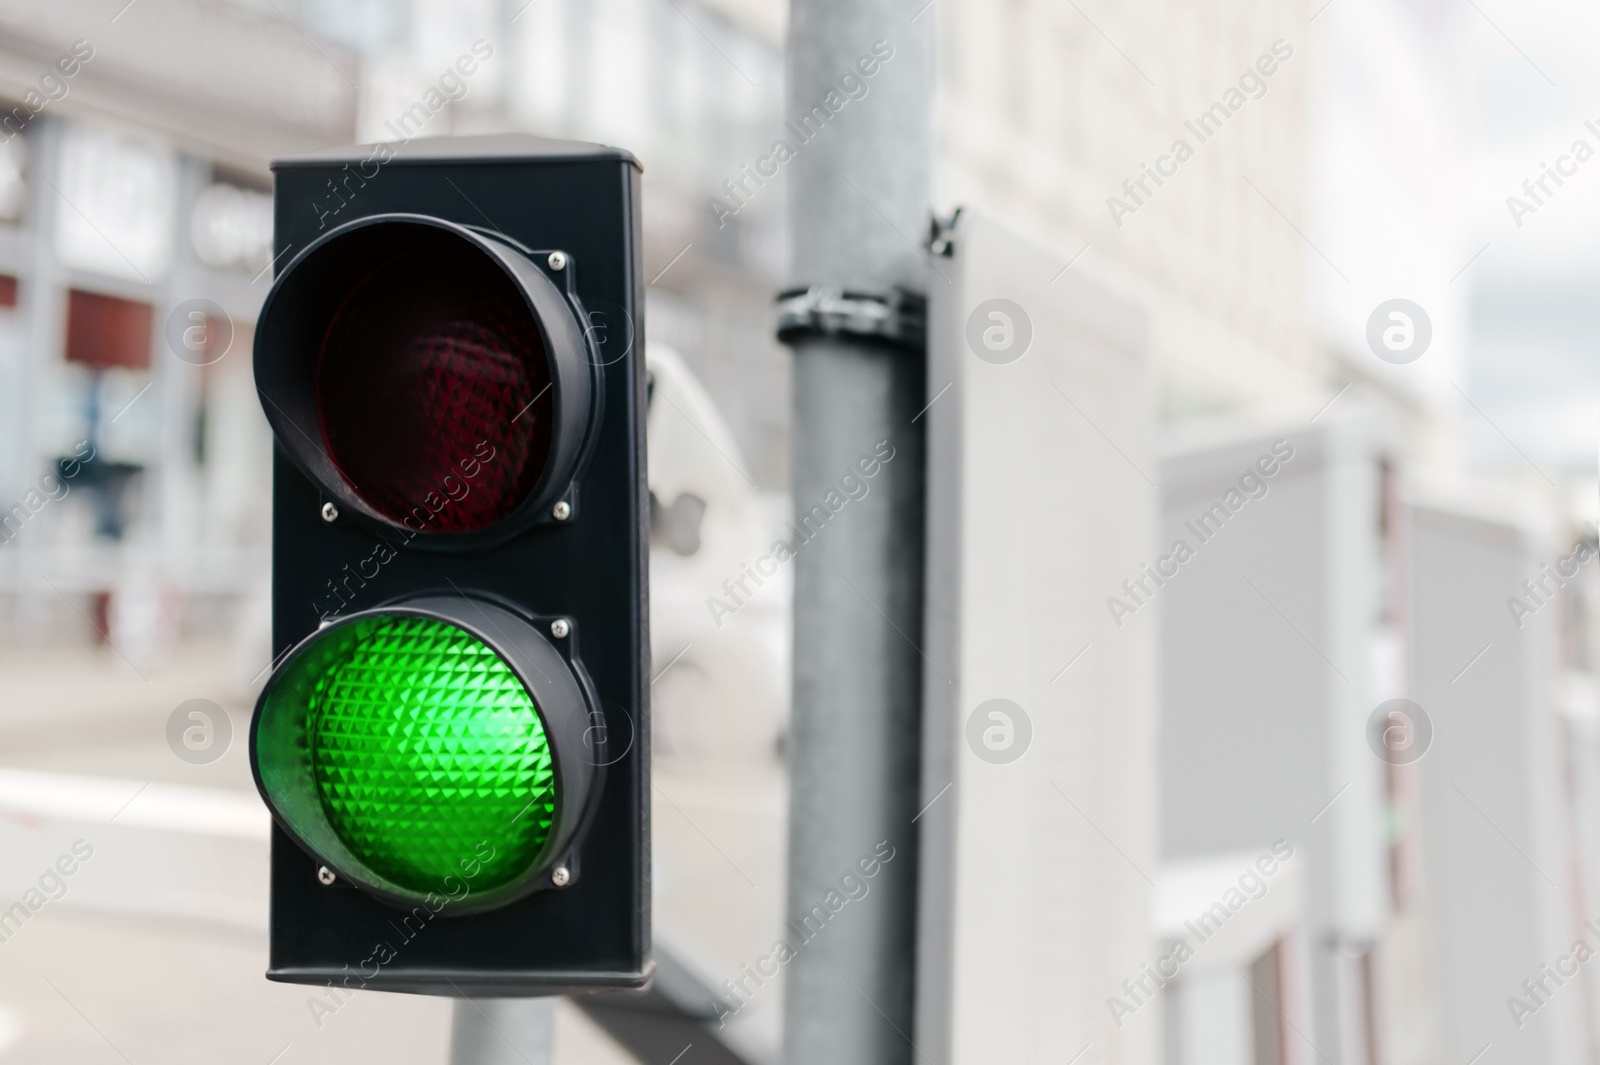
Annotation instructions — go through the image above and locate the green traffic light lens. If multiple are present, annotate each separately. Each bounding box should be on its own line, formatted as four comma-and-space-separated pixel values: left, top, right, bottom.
308, 616, 556, 895
256, 612, 560, 902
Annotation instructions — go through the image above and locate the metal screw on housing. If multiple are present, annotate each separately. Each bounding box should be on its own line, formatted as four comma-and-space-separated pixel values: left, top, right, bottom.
551, 866, 571, 887
552, 500, 572, 521
321, 501, 339, 522
547, 251, 567, 271
550, 619, 570, 639
317, 866, 336, 886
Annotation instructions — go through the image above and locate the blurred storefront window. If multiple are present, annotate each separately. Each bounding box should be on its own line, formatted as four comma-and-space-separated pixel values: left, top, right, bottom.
55, 125, 177, 283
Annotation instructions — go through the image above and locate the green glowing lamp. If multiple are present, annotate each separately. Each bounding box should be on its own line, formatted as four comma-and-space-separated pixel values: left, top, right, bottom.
251, 597, 597, 915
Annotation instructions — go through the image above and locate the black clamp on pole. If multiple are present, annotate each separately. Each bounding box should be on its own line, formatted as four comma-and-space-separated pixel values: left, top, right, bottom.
774, 286, 927, 351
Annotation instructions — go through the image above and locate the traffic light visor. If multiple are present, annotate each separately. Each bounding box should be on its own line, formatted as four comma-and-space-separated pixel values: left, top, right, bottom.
254, 215, 594, 545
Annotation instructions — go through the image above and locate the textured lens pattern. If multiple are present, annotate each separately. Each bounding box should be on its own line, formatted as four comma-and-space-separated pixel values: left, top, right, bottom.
309, 616, 556, 895
317, 233, 554, 532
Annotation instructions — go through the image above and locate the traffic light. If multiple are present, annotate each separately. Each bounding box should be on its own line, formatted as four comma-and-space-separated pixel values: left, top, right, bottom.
249, 134, 648, 995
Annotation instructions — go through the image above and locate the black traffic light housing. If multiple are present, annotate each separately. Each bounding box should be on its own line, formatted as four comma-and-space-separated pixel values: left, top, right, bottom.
252, 134, 649, 995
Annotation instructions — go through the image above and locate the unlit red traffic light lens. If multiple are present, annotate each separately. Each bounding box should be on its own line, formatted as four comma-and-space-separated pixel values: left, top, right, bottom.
317, 233, 554, 532
306, 615, 556, 895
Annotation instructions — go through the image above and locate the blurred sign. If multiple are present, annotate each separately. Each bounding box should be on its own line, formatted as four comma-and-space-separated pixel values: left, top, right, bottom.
190, 182, 272, 275
64, 289, 152, 369
1411, 501, 1583, 1064
55, 124, 177, 283
917, 209, 1153, 1065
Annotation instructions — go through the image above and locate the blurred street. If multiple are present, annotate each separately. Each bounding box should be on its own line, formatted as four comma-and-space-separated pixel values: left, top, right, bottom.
0, 639, 785, 1063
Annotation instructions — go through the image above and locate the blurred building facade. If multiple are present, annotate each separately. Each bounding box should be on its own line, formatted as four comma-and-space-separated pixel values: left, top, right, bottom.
0, 0, 359, 649
934, 0, 1321, 422
0, 0, 795, 654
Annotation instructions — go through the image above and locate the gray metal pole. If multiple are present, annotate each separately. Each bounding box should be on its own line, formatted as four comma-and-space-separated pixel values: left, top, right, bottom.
448, 998, 555, 1065
781, 2, 933, 1064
